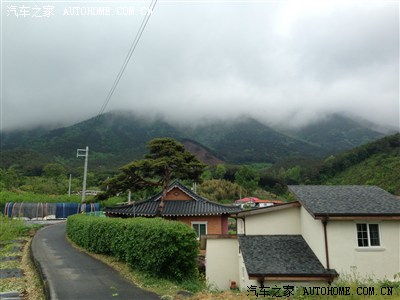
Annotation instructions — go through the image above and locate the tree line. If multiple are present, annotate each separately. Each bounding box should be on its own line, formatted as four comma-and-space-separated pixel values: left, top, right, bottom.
1, 134, 398, 202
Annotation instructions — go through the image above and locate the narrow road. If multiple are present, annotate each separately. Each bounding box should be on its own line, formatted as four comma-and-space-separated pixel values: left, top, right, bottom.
31, 223, 160, 300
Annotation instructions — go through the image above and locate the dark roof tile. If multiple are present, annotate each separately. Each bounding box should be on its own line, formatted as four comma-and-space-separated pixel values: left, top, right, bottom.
238, 235, 336, 277
288, 185, 400, 217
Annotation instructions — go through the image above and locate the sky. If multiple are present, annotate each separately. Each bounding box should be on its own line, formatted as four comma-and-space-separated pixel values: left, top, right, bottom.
1, 0, 399, 131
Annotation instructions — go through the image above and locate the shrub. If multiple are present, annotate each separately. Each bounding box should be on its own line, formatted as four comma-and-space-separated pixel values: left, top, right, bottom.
0, 216, 30, 243
66, 215, 199, 281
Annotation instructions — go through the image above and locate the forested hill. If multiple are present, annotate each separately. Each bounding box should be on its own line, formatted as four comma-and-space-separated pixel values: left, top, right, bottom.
0, 111, 388, 173
288, 114, 386, 153
307, 133, 400, 194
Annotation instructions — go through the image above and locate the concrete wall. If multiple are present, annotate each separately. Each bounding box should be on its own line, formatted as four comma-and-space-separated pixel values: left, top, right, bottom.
237, 206, 301, 235
327, 220, 400, 280
206, 237, 239, 290
238, 252, 257, 291
300, 207, 326, 268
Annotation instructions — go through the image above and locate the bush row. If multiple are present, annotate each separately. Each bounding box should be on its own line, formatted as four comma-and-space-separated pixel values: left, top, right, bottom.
66, 215, 199, 281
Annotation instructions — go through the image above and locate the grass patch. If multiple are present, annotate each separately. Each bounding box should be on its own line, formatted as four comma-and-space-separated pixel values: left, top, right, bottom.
0, 217, 28, 240
0, 217, 45, 300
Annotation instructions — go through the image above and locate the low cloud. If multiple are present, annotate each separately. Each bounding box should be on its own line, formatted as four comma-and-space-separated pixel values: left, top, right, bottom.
1, 1, 398, 130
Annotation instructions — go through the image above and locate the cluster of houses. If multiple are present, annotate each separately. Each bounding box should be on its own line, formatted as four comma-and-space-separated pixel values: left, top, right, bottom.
104, 181, 400, 290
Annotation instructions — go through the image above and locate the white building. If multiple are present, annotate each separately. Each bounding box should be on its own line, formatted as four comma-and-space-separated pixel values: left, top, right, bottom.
206, 185, 400, 290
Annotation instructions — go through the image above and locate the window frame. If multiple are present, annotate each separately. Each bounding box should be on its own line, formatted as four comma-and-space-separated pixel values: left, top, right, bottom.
356, 223, 381, 248
191, 221, 208, 240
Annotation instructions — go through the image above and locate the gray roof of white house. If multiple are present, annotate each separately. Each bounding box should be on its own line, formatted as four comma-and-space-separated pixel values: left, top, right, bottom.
238, 235, 337, 278
288, 185, 400, 217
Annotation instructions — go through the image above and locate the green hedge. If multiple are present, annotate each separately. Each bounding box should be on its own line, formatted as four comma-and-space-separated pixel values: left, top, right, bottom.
66, 215, 199, 281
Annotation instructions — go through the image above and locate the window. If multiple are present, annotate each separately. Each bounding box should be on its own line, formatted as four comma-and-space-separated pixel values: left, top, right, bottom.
192, 222, 207, 239
357, 224, 380, 247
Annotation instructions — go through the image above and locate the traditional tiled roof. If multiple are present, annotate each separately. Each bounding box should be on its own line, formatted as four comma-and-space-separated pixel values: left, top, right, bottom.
239, 235, 337, 279
104, 181, 239, 217
288, 185, 400, 217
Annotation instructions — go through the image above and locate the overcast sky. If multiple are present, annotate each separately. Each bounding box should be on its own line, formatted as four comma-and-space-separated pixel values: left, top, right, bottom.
1, 0, 399, 131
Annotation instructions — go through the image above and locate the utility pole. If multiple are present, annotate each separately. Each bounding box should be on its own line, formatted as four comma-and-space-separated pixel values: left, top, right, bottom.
77, 146, 89, 203
68, 174, 72, 197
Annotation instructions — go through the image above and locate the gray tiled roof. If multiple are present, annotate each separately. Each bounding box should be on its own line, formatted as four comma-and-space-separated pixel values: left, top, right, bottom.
239, 235, 336, 277
288, 185, 400, 217
105, 181, 239, 217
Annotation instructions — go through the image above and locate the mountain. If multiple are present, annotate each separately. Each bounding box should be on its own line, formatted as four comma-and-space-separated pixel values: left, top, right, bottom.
286, 114, 386, 153
180, 117, 327, 163
0, 112, 387, 172
1, 113, 182, 171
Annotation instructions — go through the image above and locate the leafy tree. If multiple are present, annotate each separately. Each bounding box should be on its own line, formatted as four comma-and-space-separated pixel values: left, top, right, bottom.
214, 164, 226, 179
43, 163, 66, 178
284, 165, 302, 183
200, 169, 213, 181
197, 179, 242, 202
0, 167, 21, 190
235, 165, 260, 193
99, 138, 206, 209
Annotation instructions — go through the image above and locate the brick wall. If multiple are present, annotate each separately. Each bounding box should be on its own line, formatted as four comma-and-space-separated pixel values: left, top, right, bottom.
176, 215, 227, 235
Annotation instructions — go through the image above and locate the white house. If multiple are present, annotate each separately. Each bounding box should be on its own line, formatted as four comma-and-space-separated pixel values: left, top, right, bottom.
206, 185, 400, 291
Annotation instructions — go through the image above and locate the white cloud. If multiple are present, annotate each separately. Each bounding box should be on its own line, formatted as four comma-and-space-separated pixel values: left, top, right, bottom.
1, 1, 398, 130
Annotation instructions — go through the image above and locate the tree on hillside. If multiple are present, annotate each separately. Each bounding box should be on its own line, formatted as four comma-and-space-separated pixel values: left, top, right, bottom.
235, 165, 260, 193
99, 138, 206, 212
214, 164, 226, 179
43, 163, 66, 178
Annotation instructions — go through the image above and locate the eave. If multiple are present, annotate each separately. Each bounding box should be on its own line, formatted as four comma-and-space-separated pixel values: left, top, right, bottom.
105, 211, 233, 217
314, 214, 400, 221
230, 202, 300, 218
248, 273, 338, 282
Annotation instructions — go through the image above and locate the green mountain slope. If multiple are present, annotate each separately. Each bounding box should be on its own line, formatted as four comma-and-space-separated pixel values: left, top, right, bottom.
325, 151, 400, 194
289, 114, 385, 152
182, 118, 327, 163
0, 112, 388, 172
317, 133, 400, 194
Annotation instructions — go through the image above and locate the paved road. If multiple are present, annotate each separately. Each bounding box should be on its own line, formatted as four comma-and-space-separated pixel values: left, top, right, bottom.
31, 223, 160, 300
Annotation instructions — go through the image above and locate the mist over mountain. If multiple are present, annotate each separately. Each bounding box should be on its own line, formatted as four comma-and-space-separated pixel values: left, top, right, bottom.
0, 111, 388, 173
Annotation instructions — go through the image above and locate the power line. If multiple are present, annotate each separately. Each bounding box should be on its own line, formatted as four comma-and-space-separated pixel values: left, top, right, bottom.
96, 0, 158, 120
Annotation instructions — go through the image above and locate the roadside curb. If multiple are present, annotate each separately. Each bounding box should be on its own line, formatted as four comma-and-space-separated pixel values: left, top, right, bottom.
29, 227, 51, 300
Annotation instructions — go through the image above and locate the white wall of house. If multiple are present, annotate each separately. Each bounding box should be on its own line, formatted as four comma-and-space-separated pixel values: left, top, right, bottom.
206, 238, 239, 291
207, 204, 400, 291
238, 251, 259, 291
237, 206, 301, 235
300, 207, 327, 268
327, 220, 400, 281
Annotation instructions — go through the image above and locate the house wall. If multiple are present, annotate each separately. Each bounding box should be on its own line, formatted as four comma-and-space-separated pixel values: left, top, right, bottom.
206, 237, 239, 290
327, 220, 400, 280
238, 251, 258, 291
300, 207, 327, 268
237, 206, 301, 235
177, 215, 225, 235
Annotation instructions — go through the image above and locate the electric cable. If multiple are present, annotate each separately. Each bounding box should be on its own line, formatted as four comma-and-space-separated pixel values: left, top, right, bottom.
96, 0, 158, 121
